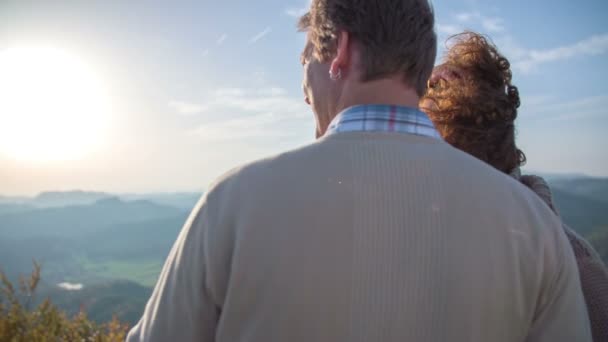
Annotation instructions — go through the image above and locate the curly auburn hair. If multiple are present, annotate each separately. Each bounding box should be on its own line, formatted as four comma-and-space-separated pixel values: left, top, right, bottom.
298, 0, 437, 97
421, 32, 526, 174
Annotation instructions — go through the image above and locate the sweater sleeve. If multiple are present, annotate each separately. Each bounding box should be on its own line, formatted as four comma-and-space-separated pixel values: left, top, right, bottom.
524, 223, 592, 342
564, 226, 608, 342
521, 174, 608, 341
126, 195, 220, 342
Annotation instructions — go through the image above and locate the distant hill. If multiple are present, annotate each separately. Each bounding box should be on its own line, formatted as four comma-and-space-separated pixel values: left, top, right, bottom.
0, 183, 606, 327
0, 203, 35, 215
0, 195, 29, 204
545, 177, 608, 264
0, 194, 188, 285
81, 214, 186, 260
549, 177, 608, 204
551, 188, 608, 236
0, 190, 114, 216
31, 190, 114, 208
0, 191, 202, 214
121, 192, 202, 211
0, 235, 82, 283
0, 197, 186, 239
37, 279, 152, 325
531, 171, 591, 181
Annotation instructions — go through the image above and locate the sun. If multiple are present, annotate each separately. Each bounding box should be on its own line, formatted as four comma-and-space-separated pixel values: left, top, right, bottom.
0, 46, 111, 162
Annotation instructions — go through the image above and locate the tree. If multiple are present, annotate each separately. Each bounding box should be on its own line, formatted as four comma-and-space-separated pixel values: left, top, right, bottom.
0, 262, 128, 341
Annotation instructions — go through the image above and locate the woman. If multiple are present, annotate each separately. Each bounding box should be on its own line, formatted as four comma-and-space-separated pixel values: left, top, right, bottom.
421, 31, 608, 341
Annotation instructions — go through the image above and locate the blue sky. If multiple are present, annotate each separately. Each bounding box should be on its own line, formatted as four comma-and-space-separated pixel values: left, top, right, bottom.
0, 0, 606, 195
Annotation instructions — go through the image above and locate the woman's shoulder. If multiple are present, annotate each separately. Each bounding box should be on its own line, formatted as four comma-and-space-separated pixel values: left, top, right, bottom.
518, 173, 558, 213
562, 224, 606, 265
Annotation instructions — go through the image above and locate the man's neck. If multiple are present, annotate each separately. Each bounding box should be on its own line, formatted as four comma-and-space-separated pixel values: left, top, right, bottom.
317, 77, 422, 138
335, 78, 420, 114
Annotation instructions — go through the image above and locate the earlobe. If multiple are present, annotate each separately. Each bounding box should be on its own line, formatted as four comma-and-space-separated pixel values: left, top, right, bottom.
329, 68, 342, 81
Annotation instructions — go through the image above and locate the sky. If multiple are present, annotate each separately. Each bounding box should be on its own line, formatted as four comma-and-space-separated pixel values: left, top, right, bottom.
0, 0, 607, 196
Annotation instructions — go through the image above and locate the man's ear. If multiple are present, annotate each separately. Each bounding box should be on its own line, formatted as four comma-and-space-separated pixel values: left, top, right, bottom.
330, 30, 350, 78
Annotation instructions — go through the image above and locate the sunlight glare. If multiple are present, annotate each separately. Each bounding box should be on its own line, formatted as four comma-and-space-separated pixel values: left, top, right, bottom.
0, 46, 111, 162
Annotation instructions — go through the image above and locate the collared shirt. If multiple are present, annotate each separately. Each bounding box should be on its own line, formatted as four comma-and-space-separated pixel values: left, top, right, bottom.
324, 104, 442, 139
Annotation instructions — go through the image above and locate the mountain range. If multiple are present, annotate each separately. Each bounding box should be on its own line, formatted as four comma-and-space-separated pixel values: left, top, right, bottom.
0, 176, 606, 325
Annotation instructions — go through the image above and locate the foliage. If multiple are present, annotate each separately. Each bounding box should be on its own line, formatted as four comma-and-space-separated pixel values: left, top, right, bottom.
0, 262, 128, 342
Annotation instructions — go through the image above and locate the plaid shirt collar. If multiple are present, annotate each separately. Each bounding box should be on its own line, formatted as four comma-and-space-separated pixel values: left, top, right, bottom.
324, 104, 442, 139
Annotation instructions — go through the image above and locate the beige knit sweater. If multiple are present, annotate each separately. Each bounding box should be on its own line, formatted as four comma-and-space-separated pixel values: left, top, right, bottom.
127, 132, 591, 342
517, 173, 608, 342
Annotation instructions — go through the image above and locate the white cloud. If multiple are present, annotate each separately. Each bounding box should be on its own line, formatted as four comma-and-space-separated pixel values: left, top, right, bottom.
250, 69, 269, 86
522, 94, 608, 121
257, 87, 287, 96
514, 33, 608, 72
214, 88, 246, 97
481, 17, 505, 33
285, 0, 310, 17
249, 27, 272, 44
437, 23, 462, 36
189, 86, 310, 142
192, 113, 293, 142
440, 9, 607, 73
285, 7, 307, 18
450, 11, 505, 33
209, 86, 306, 116
57, 282, 84, 291
455, 12, 476, 23
493, 35, 529, 61
202, 49, 209, 57
169, 101, 209, 115
216, 34, 227, 45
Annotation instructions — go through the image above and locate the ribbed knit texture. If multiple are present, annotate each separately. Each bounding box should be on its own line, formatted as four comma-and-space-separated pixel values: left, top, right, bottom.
518, 174, 608, 342
128, 132, 591, 342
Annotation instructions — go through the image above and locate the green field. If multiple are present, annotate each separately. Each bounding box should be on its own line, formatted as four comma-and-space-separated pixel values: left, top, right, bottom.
78, 257, 163, 287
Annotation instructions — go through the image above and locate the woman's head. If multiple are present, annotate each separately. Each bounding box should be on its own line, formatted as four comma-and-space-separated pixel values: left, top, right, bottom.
421, 32, 525, 174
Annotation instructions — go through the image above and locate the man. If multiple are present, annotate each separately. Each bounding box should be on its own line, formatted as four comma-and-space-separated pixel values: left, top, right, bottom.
127, 1, 591, 341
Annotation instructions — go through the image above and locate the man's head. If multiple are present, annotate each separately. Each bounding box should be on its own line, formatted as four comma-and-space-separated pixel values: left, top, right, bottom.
420, 32, 525, 174
298, 0, 437, 138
